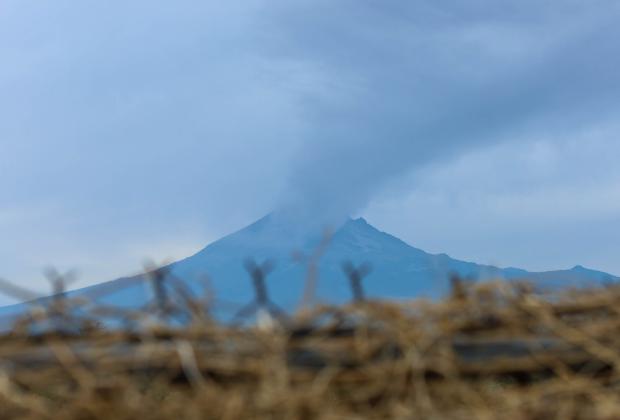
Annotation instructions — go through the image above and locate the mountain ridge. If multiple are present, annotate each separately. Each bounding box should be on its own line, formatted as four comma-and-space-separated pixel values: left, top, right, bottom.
0, 215, 617, 319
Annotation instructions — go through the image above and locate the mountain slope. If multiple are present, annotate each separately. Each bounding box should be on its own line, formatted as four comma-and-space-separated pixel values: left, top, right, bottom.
1, 215, 617, 320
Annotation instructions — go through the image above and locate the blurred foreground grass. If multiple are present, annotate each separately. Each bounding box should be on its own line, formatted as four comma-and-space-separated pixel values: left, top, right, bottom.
1, 279, 620, 419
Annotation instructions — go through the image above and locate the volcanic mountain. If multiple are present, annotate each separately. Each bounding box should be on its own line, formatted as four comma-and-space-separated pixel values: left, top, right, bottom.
1, 215, 617, 320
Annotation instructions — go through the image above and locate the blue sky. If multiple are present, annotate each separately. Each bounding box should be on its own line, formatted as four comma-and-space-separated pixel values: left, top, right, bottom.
1, 1, 619, 302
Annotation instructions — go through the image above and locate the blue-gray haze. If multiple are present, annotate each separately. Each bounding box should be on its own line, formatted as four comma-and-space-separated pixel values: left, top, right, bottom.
1, 0, 619, 304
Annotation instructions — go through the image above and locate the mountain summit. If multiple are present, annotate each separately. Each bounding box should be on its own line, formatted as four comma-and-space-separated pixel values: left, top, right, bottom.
1, 215, 617, 319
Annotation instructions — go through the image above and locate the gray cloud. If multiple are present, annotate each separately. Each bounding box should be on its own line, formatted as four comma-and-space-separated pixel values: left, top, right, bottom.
269, 0, 620, 221
364, 126, 620, 274
1, 0, 619, 300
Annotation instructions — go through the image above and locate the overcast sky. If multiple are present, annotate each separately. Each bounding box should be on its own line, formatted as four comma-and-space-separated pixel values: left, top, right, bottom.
1, 1, 619, 303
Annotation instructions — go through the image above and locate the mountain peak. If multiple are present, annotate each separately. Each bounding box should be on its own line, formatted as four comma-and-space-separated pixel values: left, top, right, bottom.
341, 217, 373, 232
351, 217, 370, 225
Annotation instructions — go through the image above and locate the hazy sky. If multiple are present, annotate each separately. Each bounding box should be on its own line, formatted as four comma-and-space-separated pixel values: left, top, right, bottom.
1, 1, 619, 303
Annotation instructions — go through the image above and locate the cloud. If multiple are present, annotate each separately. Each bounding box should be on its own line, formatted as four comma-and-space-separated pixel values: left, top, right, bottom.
269, 0, 620, 221
1, 0, 620, 297
0, 0, 304, 292
364, 124, 620, 273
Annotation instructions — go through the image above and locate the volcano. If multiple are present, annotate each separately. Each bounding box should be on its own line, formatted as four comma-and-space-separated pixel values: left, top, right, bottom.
1, 214, 617, 320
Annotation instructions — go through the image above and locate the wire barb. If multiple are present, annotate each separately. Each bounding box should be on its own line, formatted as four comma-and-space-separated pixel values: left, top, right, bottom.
341, 261, 372, 303
233, 258, 287, 326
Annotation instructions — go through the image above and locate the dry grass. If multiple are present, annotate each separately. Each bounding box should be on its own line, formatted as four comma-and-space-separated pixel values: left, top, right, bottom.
1, 279, 620, 419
